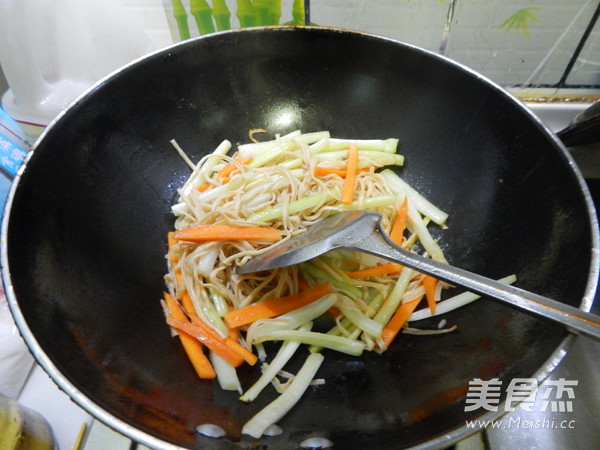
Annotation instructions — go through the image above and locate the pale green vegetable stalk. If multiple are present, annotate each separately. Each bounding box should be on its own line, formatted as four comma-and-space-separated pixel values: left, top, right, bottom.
314, 150, 404, 168
237, 130, 328, 156
338, 194, 397, 210
335, 295, 383, 338
242, 352, 325, 438
247, 139, 298, 168
240, 323, 313, 403
326, 138, 399, 153
301, 262, 362, 298
177, 139, 231, 198
252, 330, 365, 356
381, 169, 448, 226
373, 266, 414, 326
408, 274, 518, 322
406, 199, 446, 263
246, 190, 332, 223
210, 352, 242, 393
208, 288, 229, 317
248, 294, 338, 342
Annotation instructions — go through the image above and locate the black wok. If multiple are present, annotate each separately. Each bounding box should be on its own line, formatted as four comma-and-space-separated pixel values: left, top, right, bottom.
2, 27, 598, 449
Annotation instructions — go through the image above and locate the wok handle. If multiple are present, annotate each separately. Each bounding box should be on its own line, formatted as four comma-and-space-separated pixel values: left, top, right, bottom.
349, 223, 600, 341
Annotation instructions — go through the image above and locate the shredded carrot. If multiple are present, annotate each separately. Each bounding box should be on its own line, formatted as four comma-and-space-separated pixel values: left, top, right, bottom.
197, 182, 211, 192
422, 275, 438, 314
389, 197, 408, 245
224, 338, 258, 366
224, 282, 331, 329
173, 224, 282, 242
180, 292, 246, 367
298, 276, 311, 291
180, 291, 196, 316
217, 154, 253, 179
345, 263, 403, 279
327, 306, 341, 317
164, 293, 216, 379
341, 144, 359, 204
167, 231, 180, 267
180, 292, 256, 366
167, 316, 245, 367
380, 295, 424, 348
314, 166, 369, 178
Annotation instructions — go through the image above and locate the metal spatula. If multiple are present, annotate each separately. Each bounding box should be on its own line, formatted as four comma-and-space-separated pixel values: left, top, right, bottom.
237, 210, 600, 340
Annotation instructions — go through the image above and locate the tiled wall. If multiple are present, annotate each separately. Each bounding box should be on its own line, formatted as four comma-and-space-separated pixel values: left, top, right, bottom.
3, 1, 597, 111
80, 1, 600, 90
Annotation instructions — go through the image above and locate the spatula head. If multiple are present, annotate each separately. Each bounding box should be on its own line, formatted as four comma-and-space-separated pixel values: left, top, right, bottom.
236, 210, 382, 274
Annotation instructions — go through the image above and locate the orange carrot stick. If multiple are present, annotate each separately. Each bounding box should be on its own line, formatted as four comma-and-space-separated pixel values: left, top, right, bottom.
167, 231, 179, 265
224, 338, 258, 366
167, 316, 245, 367
197, 182, 211, 192
180, 292, 254, 366
173, 224, 282, 242
380, 295, 424, 348
217, 154, 253, 179
314, 166, 369, 178
164, 293, 216, 379
224, 282, 331, 329
327, 306, 342, 317
341, 144, 359, 204
389, 197, 408, 245
179, 291, 195, 315
422, 275, 438, 315
345, 263, 403, 279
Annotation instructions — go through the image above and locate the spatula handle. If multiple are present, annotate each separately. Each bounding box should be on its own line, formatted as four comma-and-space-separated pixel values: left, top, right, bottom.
350, 221, 600, 341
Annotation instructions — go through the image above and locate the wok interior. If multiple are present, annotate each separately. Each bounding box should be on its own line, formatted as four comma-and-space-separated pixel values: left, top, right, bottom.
5, 28, 595, 448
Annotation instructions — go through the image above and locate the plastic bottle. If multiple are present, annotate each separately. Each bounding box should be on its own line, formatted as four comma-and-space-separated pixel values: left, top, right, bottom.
0, 0, 155, 144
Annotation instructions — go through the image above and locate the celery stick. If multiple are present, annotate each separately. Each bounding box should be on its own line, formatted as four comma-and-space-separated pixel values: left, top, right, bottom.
245, 191, 328, 223
249, 295, 337, 341
208, 288, 229, 317
408, 274, 518, 322
240, 323, 313, 403
237, 130, 301, 155
302, 262, 362, 298
326, 138, 399, 153
195, 242, 219, 277
253, 330, 365, 356
373, 266, 414, 326
210, 352, 242, 393
242, 352, 324, 438
178, 139, 231, 198
335, 296, 383, 338
314, 150, 404, 168
406, 199, 446, 262
248, 140, 298, 168
238, 131, 328, 156
309, 291, 384, 353
381, 169, 448, 225
278, 158, 303, 170
293, 131, 330, 145
338, 194, 397, 210
309, 137, 330, 154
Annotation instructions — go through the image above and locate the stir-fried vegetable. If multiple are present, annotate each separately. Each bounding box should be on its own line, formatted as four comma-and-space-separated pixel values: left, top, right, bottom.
163, 130, 517, 438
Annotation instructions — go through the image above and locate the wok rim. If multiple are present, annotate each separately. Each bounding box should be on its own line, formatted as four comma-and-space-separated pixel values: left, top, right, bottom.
2, 26, 599, 449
